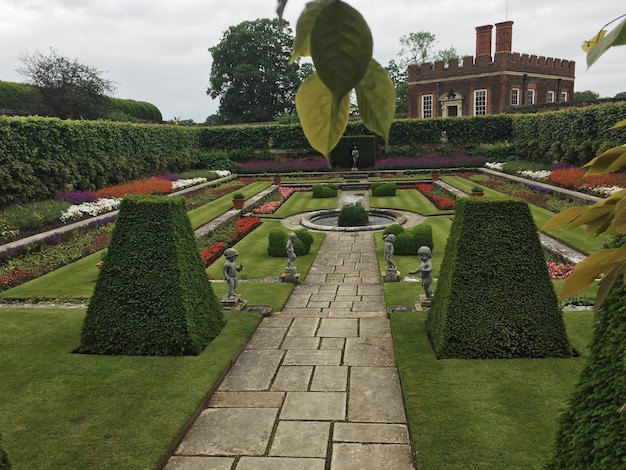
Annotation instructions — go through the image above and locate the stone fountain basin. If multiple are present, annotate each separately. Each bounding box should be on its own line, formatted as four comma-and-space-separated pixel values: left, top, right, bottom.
301, 209, 406, 232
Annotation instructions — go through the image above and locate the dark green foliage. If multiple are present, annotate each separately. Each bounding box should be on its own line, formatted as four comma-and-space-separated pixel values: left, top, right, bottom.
547, 278, 626, 469
312, 184, 337, 198
109, 98, 162, 121
426, 198, 571, 359
80, 196, 224, 356
413, 224, 434, 252
383, 224, 405, 237
195, 149, 234, 171
0, 433, 10, 470
338, 202, 368, 227
330, 135, 376, 168
394, 231, 417, 255
267, 228, 313, 256
371, 182, 396, 197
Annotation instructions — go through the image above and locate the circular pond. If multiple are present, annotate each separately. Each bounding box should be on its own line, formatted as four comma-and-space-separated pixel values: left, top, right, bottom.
301, 209, 406, 232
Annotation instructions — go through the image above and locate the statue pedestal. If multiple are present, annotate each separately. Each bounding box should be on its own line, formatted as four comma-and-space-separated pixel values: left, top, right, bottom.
220, 294, 247, 310
415, 294, 432, 311
383, 267, 401, 282
281, 266, 300, 284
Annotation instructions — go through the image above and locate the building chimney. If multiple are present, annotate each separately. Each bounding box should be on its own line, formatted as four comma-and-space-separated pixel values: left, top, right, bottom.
495, 21, 513, 53
475, 25, 493, 57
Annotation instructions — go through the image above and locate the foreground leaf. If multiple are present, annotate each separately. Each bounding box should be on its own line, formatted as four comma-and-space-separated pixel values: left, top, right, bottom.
276, 0, 288, 18
295, 73, 350, 158
355, 59, 396, 147
290, 0, 332, 63
310, 0, 372, 109
582, 29, 607, 52
559, 248, 626, 299
593, 261, 626, 313
587, 17, 626, 67
542, 206, 588, 230
583, 146, 626, 174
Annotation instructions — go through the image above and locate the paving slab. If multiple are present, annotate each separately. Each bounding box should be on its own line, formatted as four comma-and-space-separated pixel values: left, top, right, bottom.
281, 336, 320, 350
331, 443, 414, 470
344, 336, 396, 367
245, 327, 287, 349
333, 423, 410, 444
317, 318, 359, 337
176, 408, 278, 455
286, 317, 319, 336
348, 367, 406, 423
271, 366, 313, 391
209, 391, 285, 408
280, 391, 346, 420
269, 421, 331, 457
164, 456, 235, 470
283, 349, 342, 366
218, 350, 284, 391
310, 365, 348, 391
236, 457, 326, 470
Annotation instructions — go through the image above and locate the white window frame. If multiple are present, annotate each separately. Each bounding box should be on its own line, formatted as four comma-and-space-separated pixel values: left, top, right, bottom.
526, 89, 535, 105
511, 88, 520, 106
422, 94, 433, 118
474, 89, 487, 115
560, 91, 568, 102
547, 91, 555, 103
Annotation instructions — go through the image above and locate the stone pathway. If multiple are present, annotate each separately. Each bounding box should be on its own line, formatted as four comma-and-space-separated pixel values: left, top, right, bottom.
163, 229, 416, 469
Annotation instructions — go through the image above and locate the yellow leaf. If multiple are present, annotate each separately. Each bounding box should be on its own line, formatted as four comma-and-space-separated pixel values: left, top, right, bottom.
610, 119, 626, 129
594, 261, 626, 313
608, 198, 626, 234
355, 59, 396, 147
571, 204, 614, 227
558, 249, 624, 299
542, 206, 588, 230
582, 29, 607, 52
583, 146, 626, 174
295, 72, 350, 159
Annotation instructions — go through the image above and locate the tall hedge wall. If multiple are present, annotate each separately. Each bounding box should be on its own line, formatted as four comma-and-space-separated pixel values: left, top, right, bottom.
547, 278, 626, 469
426, 198, 571, 359
109, 97, 163, 121
0, 116, 201, 205
80, 195, 224, 356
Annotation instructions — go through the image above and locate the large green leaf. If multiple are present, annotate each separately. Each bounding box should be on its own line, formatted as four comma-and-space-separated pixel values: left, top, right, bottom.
355, 59, 396, 147
584, 146, 626, 174
290, 0, 332, 63
276, 0, 288, 18
310, 0, 372, 110
587, 17, 626, 67
295, 73, 350, 158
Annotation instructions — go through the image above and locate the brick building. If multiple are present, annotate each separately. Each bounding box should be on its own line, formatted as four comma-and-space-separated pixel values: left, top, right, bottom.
407, 21, 575, 118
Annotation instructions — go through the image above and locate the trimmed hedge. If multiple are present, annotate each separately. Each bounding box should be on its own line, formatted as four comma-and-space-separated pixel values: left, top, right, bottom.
330, 135, 376, 168
80, 196, 224, 356
382, 223, 433, 256
312, 184, 337, 198
371, 182, 396, 197
426, 198, 571, 359
547, 277, 626, 469
338, 202, 368, 227
0, 116, 202, 206
267, 228, 313, 257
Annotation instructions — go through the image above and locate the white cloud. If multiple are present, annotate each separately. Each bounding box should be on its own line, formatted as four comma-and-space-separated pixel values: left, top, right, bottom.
0, 0, 624, 122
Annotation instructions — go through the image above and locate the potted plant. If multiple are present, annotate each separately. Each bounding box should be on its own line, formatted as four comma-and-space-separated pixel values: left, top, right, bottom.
470, 185, 484, 196
273, 173, 282, 185
431, 172, 440, 181
232, 192, 246, 209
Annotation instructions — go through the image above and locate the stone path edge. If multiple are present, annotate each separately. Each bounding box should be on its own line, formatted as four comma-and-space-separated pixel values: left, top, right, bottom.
153, 312, 266, 470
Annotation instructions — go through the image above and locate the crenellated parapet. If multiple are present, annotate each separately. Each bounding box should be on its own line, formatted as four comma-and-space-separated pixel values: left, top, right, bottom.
408, 52, 575, 82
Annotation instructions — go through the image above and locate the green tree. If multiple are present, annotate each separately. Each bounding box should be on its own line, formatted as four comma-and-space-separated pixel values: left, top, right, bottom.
614, 91, 626, 99
397, 31, 460, 67
207, 18, 302, 124
574, 89, 601, 101
385, 59, 407, 113
16, 48, 116, 120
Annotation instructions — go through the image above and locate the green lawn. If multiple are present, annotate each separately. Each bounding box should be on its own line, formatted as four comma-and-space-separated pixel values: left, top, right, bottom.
391, 310, 593, 470
0, 307, 261, 470
263, 190, 339, 218
371, 188, 455, 216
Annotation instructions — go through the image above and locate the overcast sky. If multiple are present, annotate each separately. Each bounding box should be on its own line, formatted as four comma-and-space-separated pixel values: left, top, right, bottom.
0, 0, 624, 122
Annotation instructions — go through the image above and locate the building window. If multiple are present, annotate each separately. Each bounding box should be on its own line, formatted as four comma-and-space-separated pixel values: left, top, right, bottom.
526, 89, 535, 105
422, 94, 433, 118
547, 91, 555, 103
511, 88, 520, 106
474, 89, 486, 115
560, 91, 568, 102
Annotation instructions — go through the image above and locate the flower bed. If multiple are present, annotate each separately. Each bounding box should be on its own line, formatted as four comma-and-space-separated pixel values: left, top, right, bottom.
96, 177, 174, 198
546, 261, 575, 280
199, 216, 262, 267
252, 187, 309, 214
234, 158, 330, 174
375, 155, 485, 170
414, 183, 456, 210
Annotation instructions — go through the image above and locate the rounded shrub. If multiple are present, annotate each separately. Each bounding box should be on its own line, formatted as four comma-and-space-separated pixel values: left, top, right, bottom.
268, 229, 288, 257
383, 224, 405, 237
372, 182, 396, 197
413, 224, 434, 251
338, 202, 368, 227
294, 229, 314, 247
394, 231, 417, 255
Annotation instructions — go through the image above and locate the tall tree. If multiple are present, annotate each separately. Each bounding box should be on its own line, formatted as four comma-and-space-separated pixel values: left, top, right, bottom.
385, 59, 408, 113
398, 31, 460, 67
16, 48, 116, 120
207, 18, 302, 124
574, 89, 601, 101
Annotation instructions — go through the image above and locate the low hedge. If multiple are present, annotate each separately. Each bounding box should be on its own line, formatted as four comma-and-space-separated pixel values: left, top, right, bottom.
371, 182, 396, 197
312, 184, 337, 198
338, 202, 368, 227
267, 228, 313, 257
382, 223, 433, 256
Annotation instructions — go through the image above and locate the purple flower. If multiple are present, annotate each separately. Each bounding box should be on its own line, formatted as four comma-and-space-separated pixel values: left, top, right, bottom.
527, 184, 553, 194
551, 162, 575, 171
56, 190, 99, 204
155, 173, 179, 181
374, 156, 485, 170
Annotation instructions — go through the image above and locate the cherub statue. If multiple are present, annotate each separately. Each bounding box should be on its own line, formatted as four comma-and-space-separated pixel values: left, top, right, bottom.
409, 246, 433, 299
223, 248, 243, 299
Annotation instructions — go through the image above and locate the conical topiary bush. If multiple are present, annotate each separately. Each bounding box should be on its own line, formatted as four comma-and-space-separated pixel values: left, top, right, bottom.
80, 195, 224, 356
547, 277, 626, 469
426, 198, 571, 359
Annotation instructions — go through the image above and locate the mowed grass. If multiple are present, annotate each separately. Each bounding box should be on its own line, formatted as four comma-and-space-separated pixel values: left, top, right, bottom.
0, 307, 261, 470
371, 188, 454, 216
263, 190, 339, 218
391, 310, 593, 470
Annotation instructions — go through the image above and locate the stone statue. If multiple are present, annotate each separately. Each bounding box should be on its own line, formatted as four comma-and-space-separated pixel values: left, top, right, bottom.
286, 232, 297, 268
409, 246, 433, 299
223, 248, 243, 299
383, 233, 396, 269
351, 142, 359, 169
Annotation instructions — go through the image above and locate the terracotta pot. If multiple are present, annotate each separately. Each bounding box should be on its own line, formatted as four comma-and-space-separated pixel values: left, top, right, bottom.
232, 198, 245, 209
431, 173, 440, 181
273, 178, 282, 185
470, 192, 484, 197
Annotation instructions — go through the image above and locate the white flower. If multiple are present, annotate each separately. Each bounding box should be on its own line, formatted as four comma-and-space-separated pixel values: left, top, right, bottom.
485, 162, 504, 171
172, 178, 208, 190
214, 170, 231, 177
518, 170, 550, 181
60, 198, 121, 222
590, 186, 623, 197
